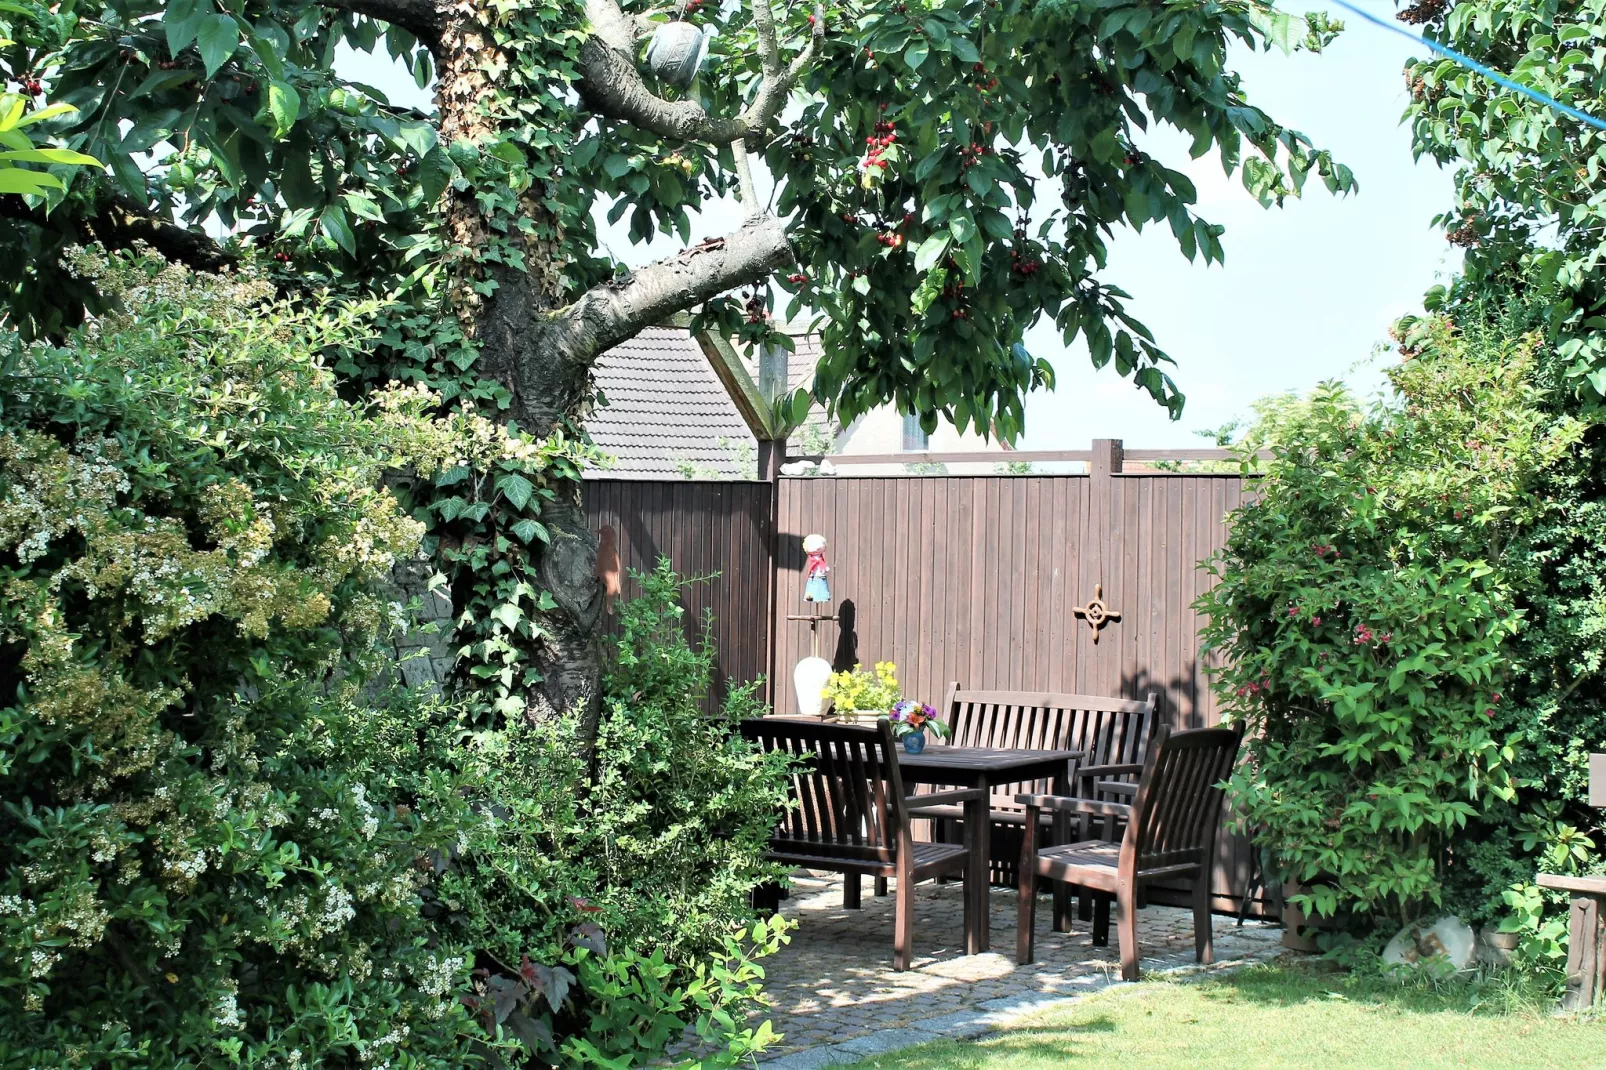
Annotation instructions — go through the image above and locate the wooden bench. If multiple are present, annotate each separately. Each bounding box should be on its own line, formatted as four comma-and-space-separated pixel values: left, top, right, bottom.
910, 686, 1157, 885
740, 718, 987, 971
1537, 752, 1606, 1010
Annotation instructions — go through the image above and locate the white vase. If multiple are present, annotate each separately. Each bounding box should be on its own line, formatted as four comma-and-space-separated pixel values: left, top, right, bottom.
793, 656, 832, 717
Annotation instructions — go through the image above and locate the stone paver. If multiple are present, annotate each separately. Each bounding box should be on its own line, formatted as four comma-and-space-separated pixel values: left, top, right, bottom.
746, 872, 1284, 1065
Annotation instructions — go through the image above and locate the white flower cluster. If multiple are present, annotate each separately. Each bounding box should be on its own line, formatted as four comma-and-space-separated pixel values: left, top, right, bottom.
317, 882, 356, 937
413, 952, 464, 1017
0, 895, 34, 917
164, 848, 209, 883
359, 1024, 409, 1063
351, 783, 380, 841
0, 432, 128, 564
213, 980, 242, 1030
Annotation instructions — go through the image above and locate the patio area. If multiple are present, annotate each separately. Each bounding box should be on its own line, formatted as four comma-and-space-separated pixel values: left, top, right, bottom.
752, 871, 1287, 1067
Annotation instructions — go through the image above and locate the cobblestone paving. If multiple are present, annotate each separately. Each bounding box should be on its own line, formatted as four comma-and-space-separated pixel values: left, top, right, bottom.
752, 872, 1285, 1067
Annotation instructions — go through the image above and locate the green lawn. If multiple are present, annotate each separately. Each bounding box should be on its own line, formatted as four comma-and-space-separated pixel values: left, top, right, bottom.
841, 963, 1606, 1069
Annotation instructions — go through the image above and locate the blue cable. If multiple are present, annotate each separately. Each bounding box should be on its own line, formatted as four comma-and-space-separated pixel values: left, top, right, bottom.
1322, 0, 1606, 132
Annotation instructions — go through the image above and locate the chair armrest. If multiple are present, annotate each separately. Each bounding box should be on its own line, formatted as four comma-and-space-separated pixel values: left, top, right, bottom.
1015, 793, 1132, 820
906, 788, 986, 810
1093, 780, 1137, 797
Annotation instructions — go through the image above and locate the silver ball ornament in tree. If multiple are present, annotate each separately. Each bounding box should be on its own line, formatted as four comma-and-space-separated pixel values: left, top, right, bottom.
647, 21, 708, 88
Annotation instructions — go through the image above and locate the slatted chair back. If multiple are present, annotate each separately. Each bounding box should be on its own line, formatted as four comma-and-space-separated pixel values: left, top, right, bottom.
941, 685, 1157, 801
740, 719, 909, 866
1122, 724, 1243, 875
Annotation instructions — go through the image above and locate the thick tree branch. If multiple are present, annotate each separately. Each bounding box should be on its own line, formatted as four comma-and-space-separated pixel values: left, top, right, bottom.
751, 0, 782, 78
321, 0, 446, 48
578, 32, 746, 142
545, 214, 792, 364
578, 0, 821, 147
0, 194, 236, 273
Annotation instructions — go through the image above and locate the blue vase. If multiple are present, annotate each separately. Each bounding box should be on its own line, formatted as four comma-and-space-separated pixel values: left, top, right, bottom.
902, 730, 926, 754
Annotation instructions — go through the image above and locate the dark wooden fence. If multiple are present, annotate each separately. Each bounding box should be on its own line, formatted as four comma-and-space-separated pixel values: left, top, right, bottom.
585, 480, 774, 708
584, 441, 1267, 913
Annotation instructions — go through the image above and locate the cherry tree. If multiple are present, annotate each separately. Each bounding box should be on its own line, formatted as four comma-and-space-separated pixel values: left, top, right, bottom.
1, 0, 1351, 730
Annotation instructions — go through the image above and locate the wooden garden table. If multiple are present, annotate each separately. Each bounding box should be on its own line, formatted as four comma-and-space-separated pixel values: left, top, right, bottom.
896, 744, 1084, 953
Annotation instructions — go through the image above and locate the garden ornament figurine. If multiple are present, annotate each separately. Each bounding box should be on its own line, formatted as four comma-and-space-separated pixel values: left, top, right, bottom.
791, 533, 835, 716
802, 533, 831, 603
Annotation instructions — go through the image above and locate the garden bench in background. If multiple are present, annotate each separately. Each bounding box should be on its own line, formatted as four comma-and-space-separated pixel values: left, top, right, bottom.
1537, 752, 1606, 1011
1015, 723, 1244, 981
741, 718, 986, 971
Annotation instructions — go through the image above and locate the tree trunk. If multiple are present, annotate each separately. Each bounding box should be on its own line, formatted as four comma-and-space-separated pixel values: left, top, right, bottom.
427, 4, 795, 742
437, 11, 606, 737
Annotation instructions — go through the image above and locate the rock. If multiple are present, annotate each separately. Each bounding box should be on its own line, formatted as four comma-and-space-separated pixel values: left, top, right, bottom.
1382, 915, 1477, 971
780, 460, 818, 476
818, 459, 837, 476
1477, 925, 1520, 966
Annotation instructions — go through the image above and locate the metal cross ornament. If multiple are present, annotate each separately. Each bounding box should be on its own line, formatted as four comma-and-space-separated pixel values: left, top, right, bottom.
1073, 584, 1122, 643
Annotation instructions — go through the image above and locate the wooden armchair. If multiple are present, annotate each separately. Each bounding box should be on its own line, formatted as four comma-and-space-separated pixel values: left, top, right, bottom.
910, 686, 1156, 887
1015, 724, 1243, 980
740, 718, 986, 971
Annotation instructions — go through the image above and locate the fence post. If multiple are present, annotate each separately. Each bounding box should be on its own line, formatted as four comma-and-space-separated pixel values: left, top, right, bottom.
1085, 440, 1122, 696
1090, 437, 1124, 479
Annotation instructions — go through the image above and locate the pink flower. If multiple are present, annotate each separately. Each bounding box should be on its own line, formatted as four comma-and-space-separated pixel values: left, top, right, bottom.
1312, 616, 1322, 627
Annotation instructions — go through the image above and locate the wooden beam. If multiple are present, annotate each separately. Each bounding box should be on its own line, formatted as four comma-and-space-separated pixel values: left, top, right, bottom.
822, 449, 1094, 465
662, 312, 777, 441
817, 447, 1274, 467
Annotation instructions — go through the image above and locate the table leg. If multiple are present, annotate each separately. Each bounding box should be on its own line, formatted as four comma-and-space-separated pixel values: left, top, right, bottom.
969, 775, 990, 954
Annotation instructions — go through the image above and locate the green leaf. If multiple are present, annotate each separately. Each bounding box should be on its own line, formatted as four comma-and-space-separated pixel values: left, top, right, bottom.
11, 102, 76, 129
914, 234, 950, 273
905, 41, 928, 70
342, 191, 385, 222
510, 518, 544, 544
0, 148, 100, 166
949, 36, 980, 64
165, 0, 209, 57
196, 13, 240, 79
248, 28, 286, 80
789, 388, 813, 426
497, 472, 535, 510
418, 146, 454, 202
0, 168, 63, 195
320, 203, 356, 254
266, 80, 300, 137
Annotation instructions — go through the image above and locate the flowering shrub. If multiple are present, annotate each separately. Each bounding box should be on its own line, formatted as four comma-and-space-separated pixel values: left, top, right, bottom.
0, 250, 495, 1065
0, 251, 789, 1067
822, 661, 901, 715
1199, 312, 1582, 926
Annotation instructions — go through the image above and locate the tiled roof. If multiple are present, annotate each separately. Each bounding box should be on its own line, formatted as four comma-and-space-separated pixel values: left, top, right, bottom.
587, 327, 756, 479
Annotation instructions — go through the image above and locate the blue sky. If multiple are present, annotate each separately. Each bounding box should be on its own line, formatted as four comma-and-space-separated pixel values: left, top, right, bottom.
340, 5, 1459, 450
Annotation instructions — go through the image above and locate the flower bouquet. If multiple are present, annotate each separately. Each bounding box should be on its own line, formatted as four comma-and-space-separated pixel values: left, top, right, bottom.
821, 661, 900, 722
884, 699, 948, 753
